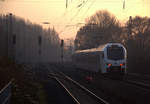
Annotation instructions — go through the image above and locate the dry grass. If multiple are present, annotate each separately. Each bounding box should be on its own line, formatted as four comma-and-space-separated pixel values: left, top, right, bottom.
0, 57, 47, 104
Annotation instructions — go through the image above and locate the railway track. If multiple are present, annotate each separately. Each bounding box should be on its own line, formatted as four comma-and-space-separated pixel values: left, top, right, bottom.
100, 73, 150, 93
125, 73, 150, 84
95, 72, 150, 92
46, 64, 131, 104
123, 79, 150, 92
122, 73, 150, 92
48, 71, 109, 104
44, 64, 150, 104
52, 76, 80, 104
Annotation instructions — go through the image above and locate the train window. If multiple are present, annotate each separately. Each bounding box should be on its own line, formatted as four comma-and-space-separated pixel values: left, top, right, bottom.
107, 47, 124, 60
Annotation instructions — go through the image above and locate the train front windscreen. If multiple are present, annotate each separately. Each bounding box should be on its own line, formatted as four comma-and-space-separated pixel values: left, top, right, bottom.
107, 46, 124, 60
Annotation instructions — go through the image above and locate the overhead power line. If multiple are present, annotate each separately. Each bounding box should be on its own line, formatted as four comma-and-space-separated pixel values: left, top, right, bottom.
80, 0, 96, 22
59, 0, 90, 34
2, 0, 150, 5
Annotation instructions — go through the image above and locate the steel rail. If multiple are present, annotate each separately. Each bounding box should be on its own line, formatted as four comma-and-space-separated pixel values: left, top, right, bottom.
49, 76, 80, 104
57, 71, 110, 104
0, 80, 13, 104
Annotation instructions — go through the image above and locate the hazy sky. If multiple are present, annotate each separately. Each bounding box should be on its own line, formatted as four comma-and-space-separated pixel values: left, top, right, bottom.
0, 0, 150, 39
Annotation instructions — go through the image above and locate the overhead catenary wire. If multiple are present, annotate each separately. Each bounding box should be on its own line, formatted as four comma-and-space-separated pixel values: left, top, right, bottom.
59, 0, 90, 34
50, 0, 85, 35
44, 0, 87, 38
3, 0, 150, 4
41, 0, 81, 30
5, 0, 148, 38
59, 0, 128, 34
59, 0, 140, 37
80, 0, 96, 23
72, 0, 96, 34
50, 0, 93, 35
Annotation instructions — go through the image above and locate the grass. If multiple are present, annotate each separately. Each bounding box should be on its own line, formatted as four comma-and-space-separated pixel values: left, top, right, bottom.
0, 57, 48, 104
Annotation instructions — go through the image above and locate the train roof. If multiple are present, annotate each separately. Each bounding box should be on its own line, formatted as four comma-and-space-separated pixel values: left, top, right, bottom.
75, 44, 106, 54
74, 43, 124, 54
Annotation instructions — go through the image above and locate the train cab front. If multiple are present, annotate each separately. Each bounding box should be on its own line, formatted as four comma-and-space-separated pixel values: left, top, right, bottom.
106, 62, 126, 75
105, 44, 127, 75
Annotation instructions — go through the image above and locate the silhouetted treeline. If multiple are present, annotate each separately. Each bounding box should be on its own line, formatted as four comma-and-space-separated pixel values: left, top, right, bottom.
0, 14, 61, 63
125, 16, 150, 74
75, 10, 122, 50
75, 10, 150, 74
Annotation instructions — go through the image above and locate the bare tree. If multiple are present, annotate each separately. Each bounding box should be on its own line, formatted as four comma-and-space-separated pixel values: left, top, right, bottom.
125, 16, 150, 73
75, 10, 122, 50
0, 14, 61, 63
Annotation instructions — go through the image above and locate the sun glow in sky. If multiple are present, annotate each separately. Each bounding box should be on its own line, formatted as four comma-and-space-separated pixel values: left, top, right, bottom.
0, 0, 150, 39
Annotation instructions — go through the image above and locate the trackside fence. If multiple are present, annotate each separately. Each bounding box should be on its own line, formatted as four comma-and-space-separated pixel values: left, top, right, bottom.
0, 81, 12, 104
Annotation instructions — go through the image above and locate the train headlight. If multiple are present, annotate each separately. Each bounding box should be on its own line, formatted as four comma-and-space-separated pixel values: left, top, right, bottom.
107, 63, 112, 67
120, 63, 125, 66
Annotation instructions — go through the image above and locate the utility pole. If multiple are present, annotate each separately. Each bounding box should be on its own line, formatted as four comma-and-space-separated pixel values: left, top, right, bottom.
12, 33, 16, 61
8, 13, 14, 60
66, 0, 68, 8
9, 13, 16, 61
128, 16, 132, 38
38, 36, 42, 64
6, 14, 9, 58
69, 39, 73, 62
123, 0, 125, 9
61, 39, 64, 63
